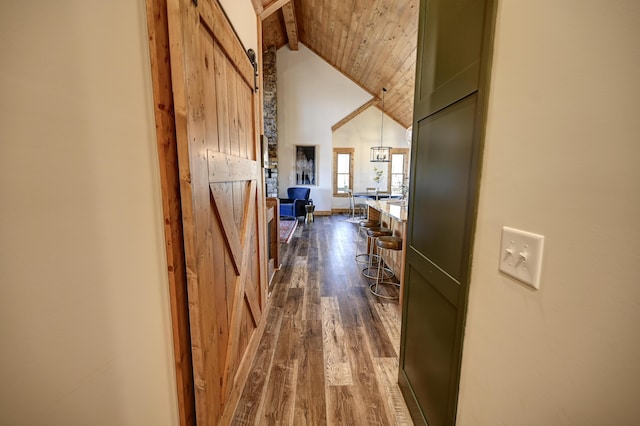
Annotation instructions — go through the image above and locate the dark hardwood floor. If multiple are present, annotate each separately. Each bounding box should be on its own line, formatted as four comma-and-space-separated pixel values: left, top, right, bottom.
232, 215, 412, 425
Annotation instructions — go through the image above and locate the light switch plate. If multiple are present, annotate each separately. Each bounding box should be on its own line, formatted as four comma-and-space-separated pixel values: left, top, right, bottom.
499, 226, 545, 289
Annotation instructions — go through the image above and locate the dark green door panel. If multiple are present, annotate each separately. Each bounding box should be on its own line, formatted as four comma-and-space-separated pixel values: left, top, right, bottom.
400, 0, 496, 424
411, 94, 478, 282
403, 266, 457, 426
406, 249, 459, 307
415, 0, 487, 118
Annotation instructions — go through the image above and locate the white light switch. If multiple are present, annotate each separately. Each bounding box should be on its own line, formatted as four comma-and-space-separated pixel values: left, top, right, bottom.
499, 226, 545, 289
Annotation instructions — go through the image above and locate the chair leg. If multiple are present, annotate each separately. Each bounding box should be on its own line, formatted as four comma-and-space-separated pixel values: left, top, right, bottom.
361, 235, 378, 279
355, 227, 376, 265
361, 235, 392, 280
368, 246, 400, 299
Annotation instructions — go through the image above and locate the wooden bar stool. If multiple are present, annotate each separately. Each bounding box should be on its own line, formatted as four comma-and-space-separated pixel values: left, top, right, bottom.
370, 236, 402, 299
355, 219, 379, 265
361, 227, 393, 280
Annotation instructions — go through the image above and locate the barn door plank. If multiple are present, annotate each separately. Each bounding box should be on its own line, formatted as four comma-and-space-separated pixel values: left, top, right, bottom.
210, 184, 243, 275
208, 151, 258, 182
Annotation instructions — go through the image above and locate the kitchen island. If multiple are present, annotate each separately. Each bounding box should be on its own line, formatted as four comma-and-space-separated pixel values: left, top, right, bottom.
366, 199, 408, 304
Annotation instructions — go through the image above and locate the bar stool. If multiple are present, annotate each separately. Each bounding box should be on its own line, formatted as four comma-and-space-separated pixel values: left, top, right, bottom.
361, 227, 394, 280
370, 236, 403, 299
355, 219, 379, 265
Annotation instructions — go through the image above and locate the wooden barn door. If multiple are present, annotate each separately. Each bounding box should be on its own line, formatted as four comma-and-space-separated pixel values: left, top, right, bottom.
166, 0, 267, 423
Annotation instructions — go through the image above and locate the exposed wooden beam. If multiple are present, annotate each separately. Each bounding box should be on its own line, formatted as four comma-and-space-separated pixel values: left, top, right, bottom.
250, 0, 263, 14
281, 1, 298, 51
260, 0, 290, 20
331, 98, 379, 133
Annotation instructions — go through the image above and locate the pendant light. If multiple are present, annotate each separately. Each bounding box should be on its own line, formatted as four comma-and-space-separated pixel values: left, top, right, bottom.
370, 87, 391, 162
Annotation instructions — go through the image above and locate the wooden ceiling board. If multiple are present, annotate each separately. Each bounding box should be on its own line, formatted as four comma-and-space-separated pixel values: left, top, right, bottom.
259, 0, 418, 128
262, 12, 286, 50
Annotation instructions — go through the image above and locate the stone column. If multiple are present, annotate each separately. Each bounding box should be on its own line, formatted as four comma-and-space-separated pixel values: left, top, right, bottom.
263, 46, 278, 197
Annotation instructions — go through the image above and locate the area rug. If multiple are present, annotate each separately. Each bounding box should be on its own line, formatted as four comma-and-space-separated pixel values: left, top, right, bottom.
279, 219, 298, 243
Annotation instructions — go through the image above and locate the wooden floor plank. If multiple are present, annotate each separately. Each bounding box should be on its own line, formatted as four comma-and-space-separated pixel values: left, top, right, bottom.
374, 302, 403, 356
262, 316, 299, 424
302, 286, 322, 321
321, 296, 353, 386
337, 287, 362, 328
294, 319, 327, 424
373, 357, 414, 425
231, 305, 283, 426
289, 255, 308, 288
351, 286, 398, 358
343, 326, 394, 425
263, 358, 298, 424
284, 287, 304, 321
326, 385, 360, 425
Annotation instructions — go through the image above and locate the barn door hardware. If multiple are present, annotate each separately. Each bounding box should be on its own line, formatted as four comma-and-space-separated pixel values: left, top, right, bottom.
247, 49, 258, 92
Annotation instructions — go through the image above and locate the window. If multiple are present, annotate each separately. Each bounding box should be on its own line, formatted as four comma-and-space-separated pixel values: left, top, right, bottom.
388, 148, 409, 195
333, 148, 354, 197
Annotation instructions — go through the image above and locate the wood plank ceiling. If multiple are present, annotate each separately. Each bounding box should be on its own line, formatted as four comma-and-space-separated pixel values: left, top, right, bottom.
253, 0, 419, 128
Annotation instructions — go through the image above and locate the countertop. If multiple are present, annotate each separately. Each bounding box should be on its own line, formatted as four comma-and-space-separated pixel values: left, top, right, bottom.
366, 199, 408, 222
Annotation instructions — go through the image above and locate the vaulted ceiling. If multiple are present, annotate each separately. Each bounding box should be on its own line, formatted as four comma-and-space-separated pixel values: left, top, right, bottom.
251, 0, 419, 129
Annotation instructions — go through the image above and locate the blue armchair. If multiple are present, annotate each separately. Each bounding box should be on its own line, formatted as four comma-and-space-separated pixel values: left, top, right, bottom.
279, 187, 311, 219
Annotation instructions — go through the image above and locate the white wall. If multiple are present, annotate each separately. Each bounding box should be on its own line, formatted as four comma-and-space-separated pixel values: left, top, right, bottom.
0, 1, 182, 424
277, 44, 372, 212
458, 1, 640, 424
0, 0, 257, 425
218, 0, 258, 54
332, 106, 408, 209
0, 1, 260, 424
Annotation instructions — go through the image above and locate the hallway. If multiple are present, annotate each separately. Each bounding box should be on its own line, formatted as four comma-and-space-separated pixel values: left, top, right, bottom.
232, 215, 412, 425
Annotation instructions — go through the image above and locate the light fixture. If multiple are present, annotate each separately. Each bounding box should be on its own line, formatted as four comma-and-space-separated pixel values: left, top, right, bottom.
370, 87, 392, 162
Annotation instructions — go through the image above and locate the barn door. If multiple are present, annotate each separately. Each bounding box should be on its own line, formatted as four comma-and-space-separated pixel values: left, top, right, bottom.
166, 0, 266, 423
